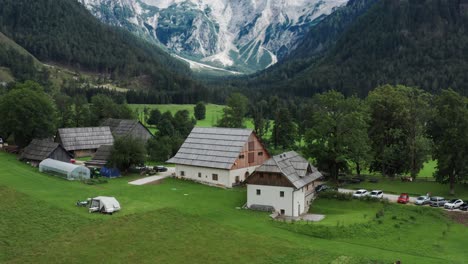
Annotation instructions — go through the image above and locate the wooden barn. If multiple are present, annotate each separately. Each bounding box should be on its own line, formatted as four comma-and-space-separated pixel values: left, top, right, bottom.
167, 127, 270, 188
85, 145, 112, 168
56, 127, 114, 158
245, 151, 322, 217
20, 139, 73, 166
101, 118, 153, 142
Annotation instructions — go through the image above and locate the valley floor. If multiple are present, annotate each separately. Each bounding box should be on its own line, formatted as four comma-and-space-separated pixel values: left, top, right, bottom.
0, 152, 465, 263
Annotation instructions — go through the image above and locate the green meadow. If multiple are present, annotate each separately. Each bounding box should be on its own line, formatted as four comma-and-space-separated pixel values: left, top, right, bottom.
129, 104, 254, 129
0, 152, 466, 263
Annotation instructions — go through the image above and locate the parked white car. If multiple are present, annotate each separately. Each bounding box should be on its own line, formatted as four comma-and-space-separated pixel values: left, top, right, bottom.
444, 199, 464, 210
369, 190, 383, 199
353, 189, 368, 198
414, 195, 431, 205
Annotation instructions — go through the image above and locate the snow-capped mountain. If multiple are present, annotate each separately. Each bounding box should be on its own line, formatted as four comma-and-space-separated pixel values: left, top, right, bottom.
80, 0, 348, 73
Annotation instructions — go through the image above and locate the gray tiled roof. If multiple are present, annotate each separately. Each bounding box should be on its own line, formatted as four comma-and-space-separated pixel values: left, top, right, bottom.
21, 139, 69, 161
85, 145, 112, 167
167, 127, 253, 169
57, 127, 114, 151
255, 151, 322, 189
101, 119, 139, 138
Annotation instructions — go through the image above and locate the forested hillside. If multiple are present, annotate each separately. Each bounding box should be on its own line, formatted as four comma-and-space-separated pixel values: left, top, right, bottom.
0, 0, 203, 94
238, 0, 468, 98
0, 32, 47, 83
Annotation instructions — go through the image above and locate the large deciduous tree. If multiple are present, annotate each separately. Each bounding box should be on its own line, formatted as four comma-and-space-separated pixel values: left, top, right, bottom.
304, 91, 370, 181
217, 93, 248, 128
429, 89, 468, 195
109, 136, 146, 173
272, 107, 297, 150
0, 81, 56, 147
367, 85, 431, 177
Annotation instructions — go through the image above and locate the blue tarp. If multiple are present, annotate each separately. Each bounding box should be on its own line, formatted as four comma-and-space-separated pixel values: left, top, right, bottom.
100, 167, 121, 178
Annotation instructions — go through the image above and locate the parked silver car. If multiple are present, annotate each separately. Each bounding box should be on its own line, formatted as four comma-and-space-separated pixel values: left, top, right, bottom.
430, 196, 447, 207
414, 195, 431, 205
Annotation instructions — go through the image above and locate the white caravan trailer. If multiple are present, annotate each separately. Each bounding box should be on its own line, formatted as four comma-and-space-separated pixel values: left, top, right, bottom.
88, 196, 121, 214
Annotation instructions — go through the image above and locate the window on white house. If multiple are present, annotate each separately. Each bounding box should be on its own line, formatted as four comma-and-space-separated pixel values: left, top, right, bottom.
280, 209, 285, 215
280, 191, 284, 197
256, 189, 261, 195
198, 172, 201, 178
212, 174, 218, 181
180, 171, 185, 176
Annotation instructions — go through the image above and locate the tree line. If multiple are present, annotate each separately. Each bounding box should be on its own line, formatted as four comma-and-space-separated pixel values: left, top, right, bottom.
216, 86, 467, 195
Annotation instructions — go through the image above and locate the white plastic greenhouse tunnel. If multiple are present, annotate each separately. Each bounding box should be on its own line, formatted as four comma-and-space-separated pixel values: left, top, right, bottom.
39, 158, 90, 180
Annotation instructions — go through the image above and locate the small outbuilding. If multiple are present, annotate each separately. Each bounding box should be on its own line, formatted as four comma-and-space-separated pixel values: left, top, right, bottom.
56, 127, 114, 157
21, 139, 72, 166
39, 158, 91, 180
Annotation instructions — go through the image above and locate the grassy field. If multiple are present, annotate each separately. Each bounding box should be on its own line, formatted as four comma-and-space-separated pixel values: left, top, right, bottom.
1, 152, 466, 263
418, 160, 437, 178
129, 104, 254, 129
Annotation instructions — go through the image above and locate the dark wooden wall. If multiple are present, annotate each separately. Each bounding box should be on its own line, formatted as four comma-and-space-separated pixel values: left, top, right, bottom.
246, 172, 295, 188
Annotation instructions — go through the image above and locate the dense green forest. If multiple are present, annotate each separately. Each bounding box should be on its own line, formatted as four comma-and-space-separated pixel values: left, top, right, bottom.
289, 0, 378, 61
0, 45, 45, 83
0, 0, 207, 98
232, 0, 468, 98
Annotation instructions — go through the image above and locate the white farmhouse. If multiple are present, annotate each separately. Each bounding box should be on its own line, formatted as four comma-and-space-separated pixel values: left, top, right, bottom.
167, 127, 270, 188
245, 151, 322, 217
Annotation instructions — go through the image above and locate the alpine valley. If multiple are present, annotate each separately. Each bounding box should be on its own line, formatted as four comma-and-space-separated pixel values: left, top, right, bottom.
79, 0, 349, 73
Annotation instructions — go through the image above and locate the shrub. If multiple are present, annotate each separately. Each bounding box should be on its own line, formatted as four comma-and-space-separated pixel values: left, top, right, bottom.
375, 209, 385, 219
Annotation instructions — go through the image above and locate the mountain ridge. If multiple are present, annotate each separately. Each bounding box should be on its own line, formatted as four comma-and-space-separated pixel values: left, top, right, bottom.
237, 0, 468, 98
0, 0, 205, 95
80, 0, 349, 73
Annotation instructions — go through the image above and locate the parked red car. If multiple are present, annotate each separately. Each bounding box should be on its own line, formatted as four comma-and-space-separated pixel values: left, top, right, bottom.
397, 193, 410, 204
